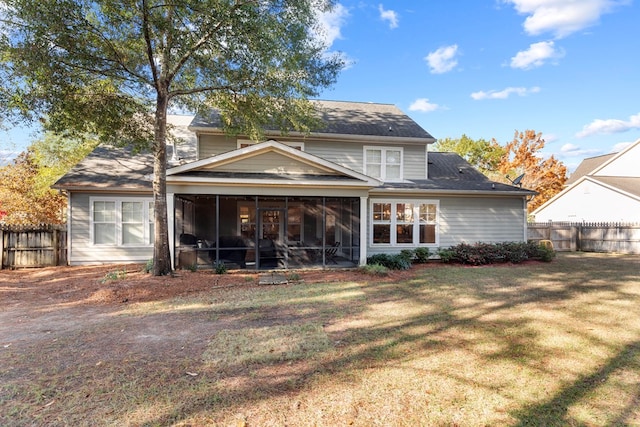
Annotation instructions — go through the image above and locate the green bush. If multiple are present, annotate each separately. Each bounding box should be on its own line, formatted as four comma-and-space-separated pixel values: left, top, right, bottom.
359, 263, 389, 276
214, 261, 228, 274
142, 258, 153, 273
366, 253, 412, 270
414, 247, 430, 263
437, 241, 555, 265
399, 249, 415, 262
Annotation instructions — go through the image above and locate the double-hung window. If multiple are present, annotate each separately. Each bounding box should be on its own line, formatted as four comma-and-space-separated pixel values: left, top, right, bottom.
91, 198, 154, 246
364, 146, 403, 181
370, 200, 438, 246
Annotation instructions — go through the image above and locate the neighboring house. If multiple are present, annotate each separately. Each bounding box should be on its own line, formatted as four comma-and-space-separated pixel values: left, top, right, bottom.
533, 138, 640, 223
54, 100, 534, 269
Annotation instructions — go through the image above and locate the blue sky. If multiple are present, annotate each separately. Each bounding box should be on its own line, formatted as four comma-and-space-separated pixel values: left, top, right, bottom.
2, 0, 639, 172
316, 0, 640, 171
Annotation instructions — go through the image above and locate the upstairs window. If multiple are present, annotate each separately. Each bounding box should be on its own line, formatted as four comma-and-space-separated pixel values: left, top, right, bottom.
364, 147, 403, 181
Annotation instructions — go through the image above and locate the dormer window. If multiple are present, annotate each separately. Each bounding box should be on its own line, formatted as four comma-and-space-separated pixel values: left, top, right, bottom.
364, 146, 403, 181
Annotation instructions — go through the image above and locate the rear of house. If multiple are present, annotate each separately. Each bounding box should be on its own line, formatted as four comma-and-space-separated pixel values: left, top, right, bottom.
55, 100, 534, 269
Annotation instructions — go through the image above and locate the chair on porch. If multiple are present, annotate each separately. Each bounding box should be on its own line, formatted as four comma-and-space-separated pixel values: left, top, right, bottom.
325, 241, 340, 264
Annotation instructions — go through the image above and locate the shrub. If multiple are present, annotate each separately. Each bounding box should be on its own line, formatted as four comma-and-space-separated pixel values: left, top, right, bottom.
366, 253, 412, 270
359, 263, 389, 276
399, 249, 415, 262
414, 247, 430, 263
142, 258, 153, 273
437, 241, 556, 265
214, 261, 228, 274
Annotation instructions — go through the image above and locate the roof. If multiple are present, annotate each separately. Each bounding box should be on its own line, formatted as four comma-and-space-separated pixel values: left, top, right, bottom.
53, 145, 153, 191
589, 176, 640, 198
378, 152, 535, 195
566, 153, 616, 185
190, 100, 435, 141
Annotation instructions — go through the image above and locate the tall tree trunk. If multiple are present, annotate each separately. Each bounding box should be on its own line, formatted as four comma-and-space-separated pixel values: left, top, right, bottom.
152, 90, 172, 275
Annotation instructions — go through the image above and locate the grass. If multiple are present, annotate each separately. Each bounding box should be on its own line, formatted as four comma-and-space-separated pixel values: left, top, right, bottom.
2, 252, 640, 426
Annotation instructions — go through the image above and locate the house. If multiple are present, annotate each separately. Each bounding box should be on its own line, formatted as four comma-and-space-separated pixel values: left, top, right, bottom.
54, 100, 535, 269
532, 138, 640, 223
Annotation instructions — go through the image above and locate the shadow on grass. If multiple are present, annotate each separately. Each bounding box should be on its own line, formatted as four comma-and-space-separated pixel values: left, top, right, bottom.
512, 340, 640, 426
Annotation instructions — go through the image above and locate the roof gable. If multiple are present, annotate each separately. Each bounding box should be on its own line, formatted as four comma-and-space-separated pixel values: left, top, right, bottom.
167, 140, 381, 186
592, 138, 640, 178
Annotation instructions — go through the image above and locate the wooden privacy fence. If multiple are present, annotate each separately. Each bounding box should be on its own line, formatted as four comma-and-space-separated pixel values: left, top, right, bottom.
528, 222, 640, 254
0, 224, 67, 269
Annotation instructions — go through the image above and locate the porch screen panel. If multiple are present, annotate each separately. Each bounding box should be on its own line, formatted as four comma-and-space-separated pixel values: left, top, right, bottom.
93, 201, 116, 245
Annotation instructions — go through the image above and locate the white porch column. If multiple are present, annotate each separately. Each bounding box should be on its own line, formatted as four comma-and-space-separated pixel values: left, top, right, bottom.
167, 192, 176, 270
359, 196, 368, 266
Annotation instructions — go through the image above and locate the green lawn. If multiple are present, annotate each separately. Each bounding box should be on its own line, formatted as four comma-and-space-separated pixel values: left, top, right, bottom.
2, 252, 640, 426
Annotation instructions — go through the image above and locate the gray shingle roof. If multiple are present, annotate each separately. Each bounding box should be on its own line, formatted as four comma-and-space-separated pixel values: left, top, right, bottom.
190, 100, 435, 140
53, 145, 153, 191
591, 176, 640, 198
379, 152, 535, 194
566, 153, 616, 185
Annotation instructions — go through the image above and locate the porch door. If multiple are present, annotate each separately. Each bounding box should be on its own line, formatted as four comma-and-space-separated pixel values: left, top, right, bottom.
257, 208, 286, 268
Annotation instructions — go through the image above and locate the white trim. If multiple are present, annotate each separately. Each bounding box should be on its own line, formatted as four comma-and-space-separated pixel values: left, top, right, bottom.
363, 146, 404, 182
238, 139, 305, 151
369, 198, 440, 248
89, 196, 154, 247
359, 196, 368, 266
168, 140, 381, 186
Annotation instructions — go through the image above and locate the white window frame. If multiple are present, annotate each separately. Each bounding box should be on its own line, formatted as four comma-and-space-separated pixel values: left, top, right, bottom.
369, 199, 439, 247
90, 197, 154, 247
238, 139, 304, 151
364, 146, 403, 182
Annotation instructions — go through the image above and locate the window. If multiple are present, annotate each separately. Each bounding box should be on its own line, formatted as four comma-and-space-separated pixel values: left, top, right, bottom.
91, 198, 154, 246
370, 200, 438, 246
364, 147, 403, 181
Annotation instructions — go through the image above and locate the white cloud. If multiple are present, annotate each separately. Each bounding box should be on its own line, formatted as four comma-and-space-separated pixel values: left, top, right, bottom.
408, 98, 440, 113
510, 41, 565, 69
504, 0, 631, 39
576, 112, 640, 137
471, 86, 541, 100
425, 45, 459, 74
611, 141, 633, 152
378, 4, 399, 29
314, 3, 350, 48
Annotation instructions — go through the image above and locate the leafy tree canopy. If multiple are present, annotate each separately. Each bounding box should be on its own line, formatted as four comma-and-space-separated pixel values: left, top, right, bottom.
433, 134, 505, 177
0, 0, 343, 274
498, 130, 567, 213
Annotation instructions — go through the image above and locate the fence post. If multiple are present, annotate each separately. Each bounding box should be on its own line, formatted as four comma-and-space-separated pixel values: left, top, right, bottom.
0, 228, 4, 270
53, 227, 60, 266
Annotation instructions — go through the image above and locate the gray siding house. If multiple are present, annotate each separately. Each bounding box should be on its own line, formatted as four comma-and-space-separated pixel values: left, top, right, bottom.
54, 100, 534, 269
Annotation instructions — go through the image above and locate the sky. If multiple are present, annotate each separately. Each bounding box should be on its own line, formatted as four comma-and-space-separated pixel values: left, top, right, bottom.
315, 0, 640, 171
1, 0, 639, 172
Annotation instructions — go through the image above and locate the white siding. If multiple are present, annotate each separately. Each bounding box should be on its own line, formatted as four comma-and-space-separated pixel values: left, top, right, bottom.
205, 151, 340, 175
534, 180, 640, 222
68, 192, 154, 265
595, 142, 640, 177
439, 197, 526, 247
198, 134, 236, 159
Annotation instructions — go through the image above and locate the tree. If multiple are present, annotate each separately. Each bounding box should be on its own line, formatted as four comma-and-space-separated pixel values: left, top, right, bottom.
498, 130, 567, 213
0, 0, 343, 275
0, 150, 67, 224
433, 134, 505, 178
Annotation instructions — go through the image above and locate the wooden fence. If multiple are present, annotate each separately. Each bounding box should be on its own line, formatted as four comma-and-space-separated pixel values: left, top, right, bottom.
528, 222, 640, 254
0, 224, 67, 269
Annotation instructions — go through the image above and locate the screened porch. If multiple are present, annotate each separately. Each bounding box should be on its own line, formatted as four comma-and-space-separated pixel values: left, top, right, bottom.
174, 195, 360, 270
